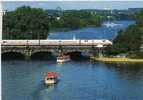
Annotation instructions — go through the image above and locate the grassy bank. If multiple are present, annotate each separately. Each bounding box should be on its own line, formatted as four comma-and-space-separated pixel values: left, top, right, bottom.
91, 57, 143, 63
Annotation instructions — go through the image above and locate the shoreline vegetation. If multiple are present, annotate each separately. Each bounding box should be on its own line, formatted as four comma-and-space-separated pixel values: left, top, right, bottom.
49, 28, 72, 33
104, 9, 143, 60
91, 57, 143, 63
48, 10, 102, 32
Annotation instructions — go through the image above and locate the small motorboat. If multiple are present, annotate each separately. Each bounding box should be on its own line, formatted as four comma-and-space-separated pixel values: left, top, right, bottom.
44, 72, 58, 85
57, 55, 70, 63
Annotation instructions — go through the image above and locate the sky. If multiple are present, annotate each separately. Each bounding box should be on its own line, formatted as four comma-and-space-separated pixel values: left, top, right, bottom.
2, 1, 143, 11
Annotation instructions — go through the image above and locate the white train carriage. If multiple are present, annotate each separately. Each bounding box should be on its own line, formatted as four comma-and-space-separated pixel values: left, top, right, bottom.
79, 39, 112, 46
39, 40, 80, 46
58, 40, 80, 46
2, 40, 27, 46
26, 40, 39, 46
1, 39, 112, 46
39, 40, 61, 46
79, 40, 99, 46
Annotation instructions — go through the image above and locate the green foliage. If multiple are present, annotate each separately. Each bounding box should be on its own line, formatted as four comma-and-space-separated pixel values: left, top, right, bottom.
136, 10, 143, 26
49, 10, 102, 30
3, 6, 49, 39
114, 25, 142, 51
106, 25, 142, 56
105, 9, 143, 58
128, 52, 143, 59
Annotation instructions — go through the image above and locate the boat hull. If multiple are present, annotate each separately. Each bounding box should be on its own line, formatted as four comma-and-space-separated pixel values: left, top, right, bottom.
57, 55, 70, 63
44, 79, 57, 85
57, 58, 70, 63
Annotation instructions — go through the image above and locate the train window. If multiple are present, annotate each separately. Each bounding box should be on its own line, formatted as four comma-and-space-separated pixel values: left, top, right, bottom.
103, 40, 106, 42
3, 41, 7, 43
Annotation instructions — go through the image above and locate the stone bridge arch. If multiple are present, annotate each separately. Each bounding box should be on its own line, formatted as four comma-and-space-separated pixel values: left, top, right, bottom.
2, 49, 25, 55
2, 50, 26, 60
30, 49, 56, 60
65, 51, 90, 60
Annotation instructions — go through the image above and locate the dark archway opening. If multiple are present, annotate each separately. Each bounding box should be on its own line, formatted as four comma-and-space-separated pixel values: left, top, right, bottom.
2, 52, 25, 60
66, 51, 90, 61
31, 52, 55, 60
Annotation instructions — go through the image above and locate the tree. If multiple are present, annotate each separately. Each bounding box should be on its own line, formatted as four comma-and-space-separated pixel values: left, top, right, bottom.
49, 10, 102, 30
105, 10, 143, 58
136, 9, 143, 26
3, 6, 49, 39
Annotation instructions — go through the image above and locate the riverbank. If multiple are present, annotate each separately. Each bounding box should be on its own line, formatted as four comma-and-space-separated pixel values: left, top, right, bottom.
91, 57, 143, 63
49, 25, 99, 33
49, 28, 72, 33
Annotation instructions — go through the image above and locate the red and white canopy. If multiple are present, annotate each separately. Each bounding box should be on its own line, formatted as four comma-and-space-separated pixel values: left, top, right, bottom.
47, 72, 58, 78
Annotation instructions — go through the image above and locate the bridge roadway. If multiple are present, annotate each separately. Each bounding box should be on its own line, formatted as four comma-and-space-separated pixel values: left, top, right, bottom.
1, 39, 112, 46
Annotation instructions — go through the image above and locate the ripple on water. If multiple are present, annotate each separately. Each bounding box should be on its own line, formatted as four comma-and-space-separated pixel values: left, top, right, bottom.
2, 60, 143, 100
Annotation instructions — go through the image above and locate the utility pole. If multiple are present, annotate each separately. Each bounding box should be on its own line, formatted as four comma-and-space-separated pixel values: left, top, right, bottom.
4, 13, 7, 39
0, 1, 4, 40
0, 1, 3, 99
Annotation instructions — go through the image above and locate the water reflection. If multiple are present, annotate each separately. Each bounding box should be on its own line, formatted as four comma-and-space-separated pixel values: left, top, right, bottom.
2, 61, 143, 100
107, 63, 143, 82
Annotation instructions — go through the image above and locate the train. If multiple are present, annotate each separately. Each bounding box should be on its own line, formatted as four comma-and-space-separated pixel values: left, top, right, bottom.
1, 39, 112, 46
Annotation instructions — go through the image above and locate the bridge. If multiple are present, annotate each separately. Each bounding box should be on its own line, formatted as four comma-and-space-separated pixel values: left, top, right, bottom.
1, 39, 112, 60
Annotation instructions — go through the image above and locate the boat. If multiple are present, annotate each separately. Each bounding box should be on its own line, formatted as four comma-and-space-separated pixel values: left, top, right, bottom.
57, 55, 70, 63
44, 72, 58, 85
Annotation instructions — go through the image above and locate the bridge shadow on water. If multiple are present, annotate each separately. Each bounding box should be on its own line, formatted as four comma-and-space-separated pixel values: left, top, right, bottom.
31, 52, 56, 61
2, 51, 90, 61
66, 51, 90, 61
2, 52, 25, 61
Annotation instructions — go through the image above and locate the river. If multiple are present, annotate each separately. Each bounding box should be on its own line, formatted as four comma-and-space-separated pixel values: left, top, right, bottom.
2, 61, 143, 100
48, 20, 135, 40
3, 20, 143, 100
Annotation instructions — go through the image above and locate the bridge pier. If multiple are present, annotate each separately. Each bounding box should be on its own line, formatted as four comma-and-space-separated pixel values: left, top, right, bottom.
98, 48, 103, 58
57, 45, 64, 56
89, 46, 104, 60
89, 46, 97, 59
24, 49, 32, 60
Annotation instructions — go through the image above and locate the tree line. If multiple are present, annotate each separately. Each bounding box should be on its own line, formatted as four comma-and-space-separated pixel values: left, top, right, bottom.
105, 9, 143, 58
49, 10, 102, 31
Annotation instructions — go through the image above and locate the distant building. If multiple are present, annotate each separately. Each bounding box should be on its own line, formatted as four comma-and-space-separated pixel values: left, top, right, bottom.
140, 44, 143, 52
107, 16, 112, 19
114, 54, 127, 58
56, 17, 60, 20
128, 8, 143, 13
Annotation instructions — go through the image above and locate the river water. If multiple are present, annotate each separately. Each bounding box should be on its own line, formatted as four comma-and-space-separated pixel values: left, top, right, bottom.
48, 20, 135, 40
2, 61, 143, 100
3, 20, 143, 100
